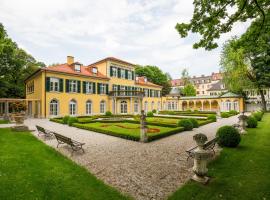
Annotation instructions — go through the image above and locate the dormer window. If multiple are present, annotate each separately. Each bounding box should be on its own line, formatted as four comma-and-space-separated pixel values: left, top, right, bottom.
74, 64, 81, 72
92, 67, 98, 74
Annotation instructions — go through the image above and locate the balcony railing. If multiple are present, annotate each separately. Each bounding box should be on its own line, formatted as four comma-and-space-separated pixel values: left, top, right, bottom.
109, 90, 145, 98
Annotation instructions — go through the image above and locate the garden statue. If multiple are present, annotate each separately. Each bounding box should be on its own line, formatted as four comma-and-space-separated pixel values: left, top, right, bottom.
140, 110, 148, 142
192, 133, 212, 184
238, 111, 248, 134
216, 109, 221, 119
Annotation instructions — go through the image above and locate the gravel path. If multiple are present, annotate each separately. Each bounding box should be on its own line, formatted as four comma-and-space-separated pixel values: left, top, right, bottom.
24, 116, 239, 200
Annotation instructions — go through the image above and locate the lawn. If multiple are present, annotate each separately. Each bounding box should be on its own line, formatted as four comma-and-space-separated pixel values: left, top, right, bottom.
0, 119, 9, 124
168, 113, 270, 200
72, 122, 183, 141
0, 128, 130, 200
146, 117, 206, 126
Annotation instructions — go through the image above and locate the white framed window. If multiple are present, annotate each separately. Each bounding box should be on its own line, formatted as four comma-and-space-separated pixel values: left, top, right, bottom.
144, 89, 148, 97
50, 78, 60, 92
134, 100, 139, 113
86, 82, 93, 94
121, 69, 125, 79
113, 85, 118, 91
120, 101, 128, 114
49, 99, 59, 116
100, 100, 106, 114
100, 84, 106, 94
69, 99, 77, 115
151, 101, 154, 111
128, 71, 132, 80
157, 101, 161, 111
144, 101, 148, 113
74, 64, 81, 72
112, 67, 117, 77
69, 80, 77, 93
151, 90, 155, 97
86, 100, 92, 115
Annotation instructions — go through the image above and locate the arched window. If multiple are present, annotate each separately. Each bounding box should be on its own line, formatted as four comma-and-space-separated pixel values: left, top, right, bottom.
49, 99, 59, 116
151, 101, 154, 111
69, 99, 77, 115
86, 100, 92, 115
134, 100, 139, 113
144, 101, 148, 113
168, 102, 171, 110
120, 101, 128, 114
100, 100, 106, 114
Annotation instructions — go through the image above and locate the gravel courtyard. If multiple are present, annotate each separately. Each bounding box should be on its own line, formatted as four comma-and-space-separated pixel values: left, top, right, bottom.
24, 116, 239, 200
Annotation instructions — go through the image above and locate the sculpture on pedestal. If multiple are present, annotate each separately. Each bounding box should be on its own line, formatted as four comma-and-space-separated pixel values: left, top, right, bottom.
238, 111, 248, 134
140, 110, 148, 142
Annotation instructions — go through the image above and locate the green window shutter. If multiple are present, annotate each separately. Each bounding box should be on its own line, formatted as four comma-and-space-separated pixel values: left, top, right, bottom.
97, 83, 101, 94
125, 70, 128, 79
117, 68, 121, 78
110, 66, 113, 77
77, 81, 81, 93
118, 85, 120, 91
93, 82, 96, 94
66, 79, 69, 93
148, 89, 150, 97
106, 84, 109, 94
45, 77, 50, 92
132, 72, 134, 80
83, 81, 86, 93
112, 84, 115, 91
59, 79, 63, 92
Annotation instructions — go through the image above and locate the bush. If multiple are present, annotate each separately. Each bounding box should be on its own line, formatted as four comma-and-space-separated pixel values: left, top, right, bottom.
63, 116, 70, 124
147, 111, 154, 117
178, 119, 193, 131
68, 117, 78, 126
247, 116, 258, 128
189, 118, 199, 128
152, 109, 157, 113
207, 114, 217, 122
216, 126, 241, 147
252, 112, 263, 121
105, 111, 112, 116
221, 112, 230, 118
229, 110, 238, 115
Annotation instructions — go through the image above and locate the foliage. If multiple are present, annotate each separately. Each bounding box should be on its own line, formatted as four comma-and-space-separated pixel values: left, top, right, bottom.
0, 23, 45, 98
177, 119, 193, 130
216, 126, 241, 147
0, 128, 129, 200
105, 111, 112, 116
152, 109, 157, 113
188, 118, 199, 128
229, 110, 238, 115
182, 83, 196, 96
135, 65, 171, 95
221, 112, 230, 118
63, 115, 70, 124
175, 0, 270, 50
207, 114, 217, 122
0, 120, 9, 124
252, 111, 263, 121
147, 111, 154, 117
247, 116, 258, 128
68, 117, 78, 126
9, 102, 26, 112
181, 68, 190, 85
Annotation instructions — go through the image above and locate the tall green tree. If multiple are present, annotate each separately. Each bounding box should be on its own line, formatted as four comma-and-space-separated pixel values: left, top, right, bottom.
182, 84, 196, 96
175, 0, 270, 50
135, 65, 171, 96
181, 68, 190, 85
0, 23, 44, 98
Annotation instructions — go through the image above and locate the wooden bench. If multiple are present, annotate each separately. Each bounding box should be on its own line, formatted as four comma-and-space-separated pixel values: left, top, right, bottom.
186, 137, 218, 161
36, 125, 54, 138
52, 132, 85, 154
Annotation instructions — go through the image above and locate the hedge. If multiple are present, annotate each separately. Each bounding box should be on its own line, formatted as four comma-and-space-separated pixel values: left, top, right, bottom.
50, 118, 65, 124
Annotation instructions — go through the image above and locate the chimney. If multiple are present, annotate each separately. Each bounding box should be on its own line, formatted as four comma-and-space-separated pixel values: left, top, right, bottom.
67, 56, 74, 65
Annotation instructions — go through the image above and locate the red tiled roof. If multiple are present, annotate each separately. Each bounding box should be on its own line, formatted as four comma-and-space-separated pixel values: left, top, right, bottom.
171, 79, 184, 86
135, 77, 162, 88
88, 57, 135, 67
45, 63, 109, 79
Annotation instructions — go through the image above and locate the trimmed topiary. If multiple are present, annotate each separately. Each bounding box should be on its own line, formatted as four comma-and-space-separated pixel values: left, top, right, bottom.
207, 114, 217, 122
189, 118, 199, 128
221, 112, 230, 118
247, 116, 258, 128
216, 125, 241, 147
229, 110, 238, 115
152, 109, 157, 113
147, 111, 154, 117
105, 111, 112, 116
252, 112, 263, 121
68, 117, 78, 126
178, 119, 193, 131
63, 115, 70, 124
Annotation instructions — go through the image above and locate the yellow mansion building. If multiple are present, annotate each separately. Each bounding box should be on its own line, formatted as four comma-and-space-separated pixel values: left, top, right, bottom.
23, 56, 244, 118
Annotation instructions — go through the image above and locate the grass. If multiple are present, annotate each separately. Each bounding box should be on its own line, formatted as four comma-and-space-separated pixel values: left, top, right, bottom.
146, 117, 206, 125
168, 113, 270, 200
0, 119, 9, 124
0, 128, 130, 200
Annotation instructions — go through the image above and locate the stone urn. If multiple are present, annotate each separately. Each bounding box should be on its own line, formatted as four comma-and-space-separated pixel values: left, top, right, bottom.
11, 114, 29, 132
192, 133, 212, 184
238, 112, 248, 134
14, 115, 24, 125
140, 110, 148, 143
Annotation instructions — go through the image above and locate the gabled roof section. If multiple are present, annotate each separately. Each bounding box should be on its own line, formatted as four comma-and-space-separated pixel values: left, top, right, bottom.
135, 77, 162, 88
88, 57, 135, 67
220, 92, 241, 98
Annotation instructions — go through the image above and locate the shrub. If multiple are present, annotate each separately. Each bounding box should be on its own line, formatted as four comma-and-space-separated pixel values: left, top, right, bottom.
63, 116, 70, 124
247, 116, 258, 128
207, 114, 217, 122
68, 117, 78, 126
178, 119, 193, 131
186, 109, 192, 112
189, 118, 199, 128
221, 112, 230, 118
152, 109, 157, 113
194, 109, 199, 113
105, 111, 112, 116
147, 111, 154, 117
216, 125, 241, 147
229, 110, 238, 115
252, 112, 263, 121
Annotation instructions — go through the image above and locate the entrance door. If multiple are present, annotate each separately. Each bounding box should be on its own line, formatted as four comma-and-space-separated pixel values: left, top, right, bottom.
120, 101, 128, 114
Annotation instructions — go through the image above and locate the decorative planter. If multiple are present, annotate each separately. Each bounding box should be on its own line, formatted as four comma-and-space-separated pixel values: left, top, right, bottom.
14, 115, 24, 125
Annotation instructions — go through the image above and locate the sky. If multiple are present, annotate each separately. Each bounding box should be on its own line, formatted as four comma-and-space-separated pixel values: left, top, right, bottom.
0, 0, 250, 79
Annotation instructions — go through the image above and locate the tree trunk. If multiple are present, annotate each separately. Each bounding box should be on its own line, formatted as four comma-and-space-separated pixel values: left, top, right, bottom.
258, 89, 267, 111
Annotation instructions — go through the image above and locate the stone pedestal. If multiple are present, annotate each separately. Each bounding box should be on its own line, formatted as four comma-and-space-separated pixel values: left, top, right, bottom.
238, 112, 248, 134
140, 110, 148, 143
192, 133, 212, 184
216, 110, 221, 119
11, 115, 29, 132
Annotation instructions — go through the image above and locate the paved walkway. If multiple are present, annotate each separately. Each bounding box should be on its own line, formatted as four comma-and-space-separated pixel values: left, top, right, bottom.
24, 116, 239, 200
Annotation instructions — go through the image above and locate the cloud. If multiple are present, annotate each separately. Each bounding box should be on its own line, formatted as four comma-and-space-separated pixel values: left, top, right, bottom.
0, 0, 249, 78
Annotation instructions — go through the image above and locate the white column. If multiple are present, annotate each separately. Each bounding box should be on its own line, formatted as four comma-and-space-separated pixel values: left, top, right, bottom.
201, 102, 204, 111
130, 98, 133, 114
209, 101, 212, 111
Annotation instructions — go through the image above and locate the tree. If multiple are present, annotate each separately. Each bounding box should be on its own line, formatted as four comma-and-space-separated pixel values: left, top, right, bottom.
175, 0, 270, 50
181, 68, 190, 85
182, 83, 196, 96
135, 65, 171, 96
0, 23, 44, 98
